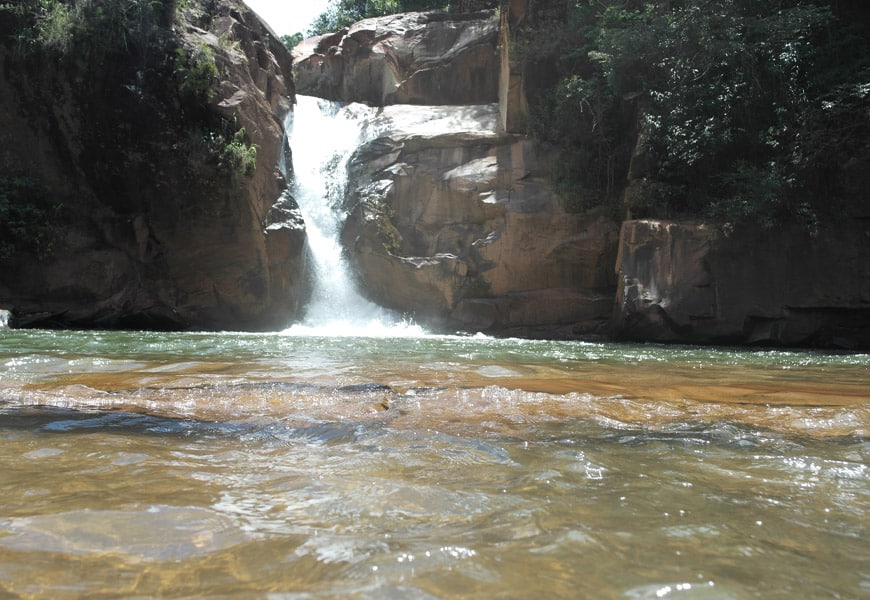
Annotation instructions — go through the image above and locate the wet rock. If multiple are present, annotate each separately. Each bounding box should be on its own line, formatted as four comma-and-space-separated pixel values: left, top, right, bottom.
336, 382, 395, 394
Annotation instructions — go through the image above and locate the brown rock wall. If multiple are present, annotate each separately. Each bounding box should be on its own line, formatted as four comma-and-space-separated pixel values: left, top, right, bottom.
0, 0, 307, 330
613, 220, 870, 348
341, 104, 619, 336
293, 11, 499, 106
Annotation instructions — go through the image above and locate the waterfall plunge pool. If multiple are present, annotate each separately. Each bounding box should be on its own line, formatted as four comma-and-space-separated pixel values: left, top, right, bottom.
0, 328, 867, 598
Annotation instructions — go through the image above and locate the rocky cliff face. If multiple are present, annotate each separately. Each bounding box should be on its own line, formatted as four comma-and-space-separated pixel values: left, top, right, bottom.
613, 220, 870, 348
302, 5, 870, 347
0, 0, 306, 330
339, 104, 618, 337
293, 10, 500, 106
290, 9, 620, 337
291, 7, 616, 336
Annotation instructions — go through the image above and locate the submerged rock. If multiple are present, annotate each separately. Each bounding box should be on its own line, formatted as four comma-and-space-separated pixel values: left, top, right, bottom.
0, 0, 306, 330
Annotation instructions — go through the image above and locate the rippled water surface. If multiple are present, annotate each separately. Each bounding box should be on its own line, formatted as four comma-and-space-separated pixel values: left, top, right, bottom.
0, 330, 867, 598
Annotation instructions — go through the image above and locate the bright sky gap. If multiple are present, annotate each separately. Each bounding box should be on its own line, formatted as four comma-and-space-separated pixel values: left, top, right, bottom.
244, 0, 330, 36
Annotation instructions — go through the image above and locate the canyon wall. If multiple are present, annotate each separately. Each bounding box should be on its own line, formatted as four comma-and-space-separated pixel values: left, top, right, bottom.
305, 3, 869, 347
293, 10, 500, 106
341, 105, 618, 337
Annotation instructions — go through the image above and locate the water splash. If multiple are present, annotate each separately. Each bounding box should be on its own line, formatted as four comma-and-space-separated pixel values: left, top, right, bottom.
282, 95, 414, 337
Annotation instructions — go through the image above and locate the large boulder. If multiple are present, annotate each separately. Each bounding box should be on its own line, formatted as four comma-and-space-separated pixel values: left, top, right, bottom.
613, 220, 870, 348
341, 104, 619, 337
0, 0, 307, 330
293, 10, 499, 106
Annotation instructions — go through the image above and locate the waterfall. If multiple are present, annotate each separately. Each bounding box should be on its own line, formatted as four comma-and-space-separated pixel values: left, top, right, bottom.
283, 95, 420, 336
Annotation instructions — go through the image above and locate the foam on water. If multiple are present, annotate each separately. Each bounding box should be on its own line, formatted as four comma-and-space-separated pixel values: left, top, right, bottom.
283, 318, 428, 338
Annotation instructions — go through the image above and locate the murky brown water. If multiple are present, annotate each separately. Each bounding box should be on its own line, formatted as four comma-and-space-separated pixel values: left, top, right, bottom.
0, 330, 867, 598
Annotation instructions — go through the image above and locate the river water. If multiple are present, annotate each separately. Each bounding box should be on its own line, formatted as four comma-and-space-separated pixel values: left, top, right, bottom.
0, 329, 867, 598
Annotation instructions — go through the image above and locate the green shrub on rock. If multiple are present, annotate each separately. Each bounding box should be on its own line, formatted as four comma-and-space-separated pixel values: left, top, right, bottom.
0, 177, 58, 260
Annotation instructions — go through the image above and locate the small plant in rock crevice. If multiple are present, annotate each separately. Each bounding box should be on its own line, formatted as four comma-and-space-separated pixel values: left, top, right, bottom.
174, 42, 219, 103
0, 177, 61, 260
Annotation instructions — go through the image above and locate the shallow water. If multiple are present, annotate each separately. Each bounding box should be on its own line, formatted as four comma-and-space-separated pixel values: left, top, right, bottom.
0, 329, 867, 598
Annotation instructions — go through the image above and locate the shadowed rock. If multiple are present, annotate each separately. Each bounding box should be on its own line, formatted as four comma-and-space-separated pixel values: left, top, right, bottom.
612, 220, 870, 348
0, 0, 307, 330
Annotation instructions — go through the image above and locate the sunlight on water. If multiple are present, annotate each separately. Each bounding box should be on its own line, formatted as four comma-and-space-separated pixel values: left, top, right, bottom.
0, 329, 867, 598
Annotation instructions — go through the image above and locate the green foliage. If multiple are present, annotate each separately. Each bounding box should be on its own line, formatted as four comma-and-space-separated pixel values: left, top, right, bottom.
280, 32, 303, 51
520, 0, 867, 226
4, 0, 178, 56
708, 161, 804, 229
309, 0, 451, 35
196, 123, 258, 180
174, 43, 219, 102
0, 177, 58, 260
32, 0, 74, 51
221, 127, 258, 179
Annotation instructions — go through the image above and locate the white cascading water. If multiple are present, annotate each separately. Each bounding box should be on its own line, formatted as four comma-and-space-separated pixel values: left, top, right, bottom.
283, 95, 421, 336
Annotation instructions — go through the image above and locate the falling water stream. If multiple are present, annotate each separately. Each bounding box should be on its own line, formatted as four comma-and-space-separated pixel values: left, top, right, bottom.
284, 95, 408, 335
0, 98, 867, 599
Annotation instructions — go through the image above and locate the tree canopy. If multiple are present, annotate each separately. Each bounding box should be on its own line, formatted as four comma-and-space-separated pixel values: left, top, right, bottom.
519, 0, 869, 226
308, 0, 454, 35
